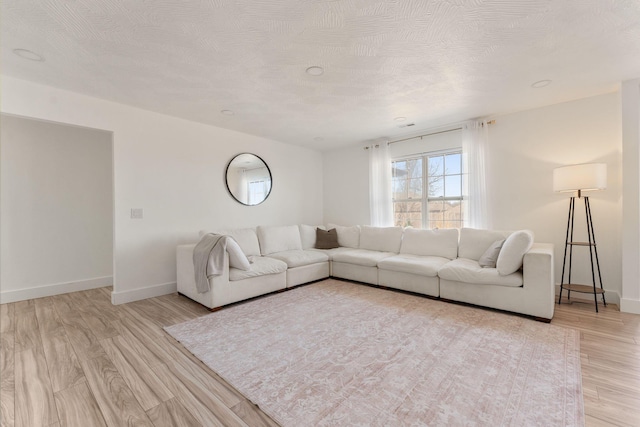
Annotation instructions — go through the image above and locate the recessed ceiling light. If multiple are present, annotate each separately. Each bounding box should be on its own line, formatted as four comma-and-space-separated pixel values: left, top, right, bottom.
394, 117, 406, 122
531, 79, 552, 88
13, 48, 44, 62
221, 110, 234, 115
306, 66, 324, 76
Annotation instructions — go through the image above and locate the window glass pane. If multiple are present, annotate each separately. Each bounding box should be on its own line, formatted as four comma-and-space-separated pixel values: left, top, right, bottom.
392, 178, 407, 200
392, 160, 406, 179
428, 176, 443, 197
408, 178, 422, 199
443, 200, 462, 228
444, 175, 461, 197
445, 153, 461, 175
248, 180, 269, 205
428, 156, 444, 177
428, 200, 444, 229
394, 202, 422, 228
407, 158, 423, 179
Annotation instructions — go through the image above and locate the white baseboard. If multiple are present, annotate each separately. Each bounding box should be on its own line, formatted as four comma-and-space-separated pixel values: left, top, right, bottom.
110, 281, 177, 305
555, 284, 620, 305
0, 276, 113, 304
620, 298, 640, 314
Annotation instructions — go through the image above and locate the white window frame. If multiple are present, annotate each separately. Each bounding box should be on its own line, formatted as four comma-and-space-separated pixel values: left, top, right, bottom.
392, 148, 464, 229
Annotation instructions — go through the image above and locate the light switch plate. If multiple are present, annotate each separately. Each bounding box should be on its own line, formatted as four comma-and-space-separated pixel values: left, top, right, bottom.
131, 208, 143, 219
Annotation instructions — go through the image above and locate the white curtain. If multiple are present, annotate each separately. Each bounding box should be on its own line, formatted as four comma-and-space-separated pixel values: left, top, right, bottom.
462, 120, 491, 229
369, 142, 393, 226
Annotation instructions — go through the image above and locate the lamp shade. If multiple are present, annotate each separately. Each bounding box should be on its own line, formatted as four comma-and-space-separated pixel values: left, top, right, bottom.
553, 163, 607, 193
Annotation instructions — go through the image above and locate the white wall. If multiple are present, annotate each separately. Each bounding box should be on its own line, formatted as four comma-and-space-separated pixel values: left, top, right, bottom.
324, 92, 624, 302
620, 78, 640, 314
488, 92, 622, 303
323, 145, 370, 226
1, 115, 113, 302
1, 76, 324, 304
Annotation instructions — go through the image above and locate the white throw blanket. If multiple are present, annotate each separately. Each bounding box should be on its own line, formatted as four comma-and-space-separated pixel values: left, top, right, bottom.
193, 233, 230, 293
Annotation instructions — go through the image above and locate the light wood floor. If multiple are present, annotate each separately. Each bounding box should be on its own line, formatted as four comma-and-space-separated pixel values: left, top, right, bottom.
0, 285, 638, 427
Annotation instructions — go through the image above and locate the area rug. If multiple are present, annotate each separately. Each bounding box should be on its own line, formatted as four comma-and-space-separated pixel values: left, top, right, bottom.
165, 279, 584, 426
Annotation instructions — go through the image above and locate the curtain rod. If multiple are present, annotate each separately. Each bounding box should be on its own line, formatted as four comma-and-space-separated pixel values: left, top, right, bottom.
388, 126, 462, 145
364, 120, 495, 149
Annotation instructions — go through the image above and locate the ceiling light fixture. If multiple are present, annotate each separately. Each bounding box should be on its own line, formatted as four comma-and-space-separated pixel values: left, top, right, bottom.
306, 66, 324, 76
394, 117, 406, 122
531, 79, 552, 88
221, 110, 235, 116
13, 48, 44, 62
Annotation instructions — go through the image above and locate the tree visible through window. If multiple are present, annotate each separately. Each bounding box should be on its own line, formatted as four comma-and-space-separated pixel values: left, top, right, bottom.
392, 150, 464, 229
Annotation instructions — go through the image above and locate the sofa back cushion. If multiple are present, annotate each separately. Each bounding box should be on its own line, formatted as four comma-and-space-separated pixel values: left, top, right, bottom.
458, 228, 512, 261
257, 225, 302, 255
200, 228, 261, 257
327, 223, 360, 248
400, 228, 459, 259
359, 226, 403, 253
299, 224, 325, 249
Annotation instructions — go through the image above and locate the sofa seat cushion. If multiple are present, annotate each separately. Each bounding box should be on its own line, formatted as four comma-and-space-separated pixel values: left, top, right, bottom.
331, 249, 396, 267
438, 258, 523, 287
229, 256, 287, 281
377, 254, 450, 277
307, 247, 354, 260
266, 250, 329, 268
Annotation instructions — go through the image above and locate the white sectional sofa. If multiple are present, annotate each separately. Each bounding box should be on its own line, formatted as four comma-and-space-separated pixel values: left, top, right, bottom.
176, 224, 555, 320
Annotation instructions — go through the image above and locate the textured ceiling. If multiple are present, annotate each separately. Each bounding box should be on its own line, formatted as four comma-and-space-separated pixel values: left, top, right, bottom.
2, 0, 640, 151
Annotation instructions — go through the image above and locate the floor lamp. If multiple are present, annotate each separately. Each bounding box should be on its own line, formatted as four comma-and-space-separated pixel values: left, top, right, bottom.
554, 163, 607, 312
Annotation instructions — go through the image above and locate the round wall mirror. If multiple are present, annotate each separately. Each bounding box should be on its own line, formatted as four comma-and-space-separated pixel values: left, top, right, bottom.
225, 153, 272, 206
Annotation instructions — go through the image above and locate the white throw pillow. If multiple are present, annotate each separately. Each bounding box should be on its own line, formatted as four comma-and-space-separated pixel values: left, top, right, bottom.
226, 238, 251, 270
359, 226, 403, 253
257, 225, 302, 255
478, 239, 505, 268
327, 223, 360, 248
496, 231, 534, 275
400, 228, 459, 259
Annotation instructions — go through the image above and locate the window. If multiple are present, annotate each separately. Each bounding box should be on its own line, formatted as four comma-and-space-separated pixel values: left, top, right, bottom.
247, 179, 271, 205
392, 150, 464, 229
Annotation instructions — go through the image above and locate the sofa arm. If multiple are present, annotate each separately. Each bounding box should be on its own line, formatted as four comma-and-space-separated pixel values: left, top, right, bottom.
177, 243, 197, 293
522, 243, 555, 319
176, 243, 230, 308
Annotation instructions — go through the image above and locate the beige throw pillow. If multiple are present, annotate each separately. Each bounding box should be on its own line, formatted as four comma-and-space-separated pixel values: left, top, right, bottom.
478, 239, 505, 268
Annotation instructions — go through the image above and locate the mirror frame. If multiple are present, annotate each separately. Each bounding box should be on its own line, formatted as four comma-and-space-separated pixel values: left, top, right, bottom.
225, 153, 272, 206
